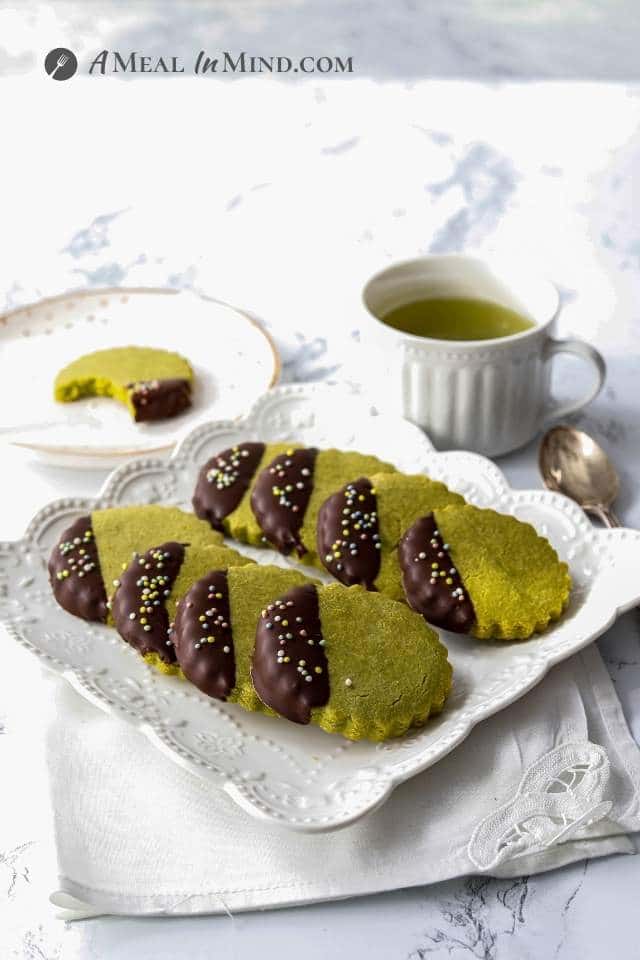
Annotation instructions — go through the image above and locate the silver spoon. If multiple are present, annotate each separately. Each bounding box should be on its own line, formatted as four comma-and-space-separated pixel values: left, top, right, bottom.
539, 425, 621, 528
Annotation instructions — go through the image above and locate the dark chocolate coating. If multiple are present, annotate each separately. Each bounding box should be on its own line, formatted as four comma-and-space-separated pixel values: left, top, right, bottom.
398, 514, 475, 634
250, 447, 318, 556
192, 442, 265, 532
111, 542, 185, 662
317, 477, 381, 589
48, 515, 108, 623
127, 378, 191, 422
252, 584, 329, 724
172, 570, 236, 700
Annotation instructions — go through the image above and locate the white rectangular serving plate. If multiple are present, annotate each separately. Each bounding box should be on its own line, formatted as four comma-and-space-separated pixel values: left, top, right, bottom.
1, 384, 639, 832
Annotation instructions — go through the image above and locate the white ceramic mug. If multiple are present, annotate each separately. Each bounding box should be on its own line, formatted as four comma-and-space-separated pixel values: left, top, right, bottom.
362, 254, 606, 457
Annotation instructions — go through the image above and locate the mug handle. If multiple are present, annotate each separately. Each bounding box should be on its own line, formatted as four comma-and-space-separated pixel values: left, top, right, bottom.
543, 337, 606, 422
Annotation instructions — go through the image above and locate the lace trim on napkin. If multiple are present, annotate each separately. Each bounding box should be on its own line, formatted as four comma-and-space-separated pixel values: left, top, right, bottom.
467, 741, 613, 871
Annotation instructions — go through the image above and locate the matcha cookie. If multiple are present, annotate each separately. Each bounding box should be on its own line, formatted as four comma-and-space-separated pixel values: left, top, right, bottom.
54, 346, 194, 422
49, 505, 223, 623
192, 442, 266, 532
172, 565, 452, 741
111, 540, 253, 674
398, 504, 571, 640
174, 564, 310, 699
318, 472, 465, 597
193, 443, 396, 563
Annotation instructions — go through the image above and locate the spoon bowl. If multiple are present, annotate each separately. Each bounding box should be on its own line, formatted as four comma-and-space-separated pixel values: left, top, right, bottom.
539, 425, 621, 527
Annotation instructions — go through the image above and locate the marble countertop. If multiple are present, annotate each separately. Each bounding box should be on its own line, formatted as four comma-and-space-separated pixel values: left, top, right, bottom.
1, 2, 640, 957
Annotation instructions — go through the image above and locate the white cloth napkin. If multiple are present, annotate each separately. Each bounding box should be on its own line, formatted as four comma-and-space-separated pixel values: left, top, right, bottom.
42, 642, 640, 920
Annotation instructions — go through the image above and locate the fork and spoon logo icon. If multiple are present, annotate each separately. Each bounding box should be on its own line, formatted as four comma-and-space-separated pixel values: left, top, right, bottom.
44, 48, 78, 80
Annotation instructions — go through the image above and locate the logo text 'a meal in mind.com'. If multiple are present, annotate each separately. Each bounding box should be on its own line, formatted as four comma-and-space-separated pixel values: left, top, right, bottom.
86, 50, 354, 75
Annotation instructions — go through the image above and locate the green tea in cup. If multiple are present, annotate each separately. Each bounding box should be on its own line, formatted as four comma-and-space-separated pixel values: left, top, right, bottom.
381, 297, 535, 341
363, 255, 604, 456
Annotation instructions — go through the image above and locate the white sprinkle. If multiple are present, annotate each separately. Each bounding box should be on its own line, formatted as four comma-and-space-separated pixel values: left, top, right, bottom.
345, 677, 353, 687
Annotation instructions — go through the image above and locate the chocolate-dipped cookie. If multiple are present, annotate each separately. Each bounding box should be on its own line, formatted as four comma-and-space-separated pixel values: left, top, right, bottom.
171, 570, 237, 699
111, 540, 253, 673
318, 472, 465, 597
192, 442, 266, 532
317, 478, 382, 589
173, 564, 309, 700
250, 447, 319, 555
193, 443, 397, 564
399, 504, 571, 640
48, 515, 108, 622
252, 583, 329, 723
49, 505, 223, 623
171, 565, 452, 741
398, 515, 475, 634
54, 346, 194, 422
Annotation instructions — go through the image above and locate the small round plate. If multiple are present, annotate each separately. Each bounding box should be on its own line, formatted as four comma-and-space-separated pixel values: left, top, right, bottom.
0, 287, 280, 468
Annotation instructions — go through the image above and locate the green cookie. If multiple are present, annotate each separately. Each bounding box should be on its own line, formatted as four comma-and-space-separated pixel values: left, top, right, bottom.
94, 505, 222, 599
49, 505, 224, 624
195, 442, 397, 564
374, 474, 467, 600
317, 472, 465, 600
111, 539, 254, 675
222, 442, 296, 544
171, 564, 452, 741
399, 504, 572, 640
54, 346, 193, 421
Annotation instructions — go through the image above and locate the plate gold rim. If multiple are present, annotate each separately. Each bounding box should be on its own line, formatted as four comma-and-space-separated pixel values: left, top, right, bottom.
3, 285, 281, 460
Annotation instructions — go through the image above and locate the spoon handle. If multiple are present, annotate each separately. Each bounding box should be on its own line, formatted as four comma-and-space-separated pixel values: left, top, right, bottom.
588, 505, 621, 528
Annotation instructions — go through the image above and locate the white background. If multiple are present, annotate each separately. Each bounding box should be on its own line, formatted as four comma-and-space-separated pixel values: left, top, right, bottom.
1, 2, 640, 957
